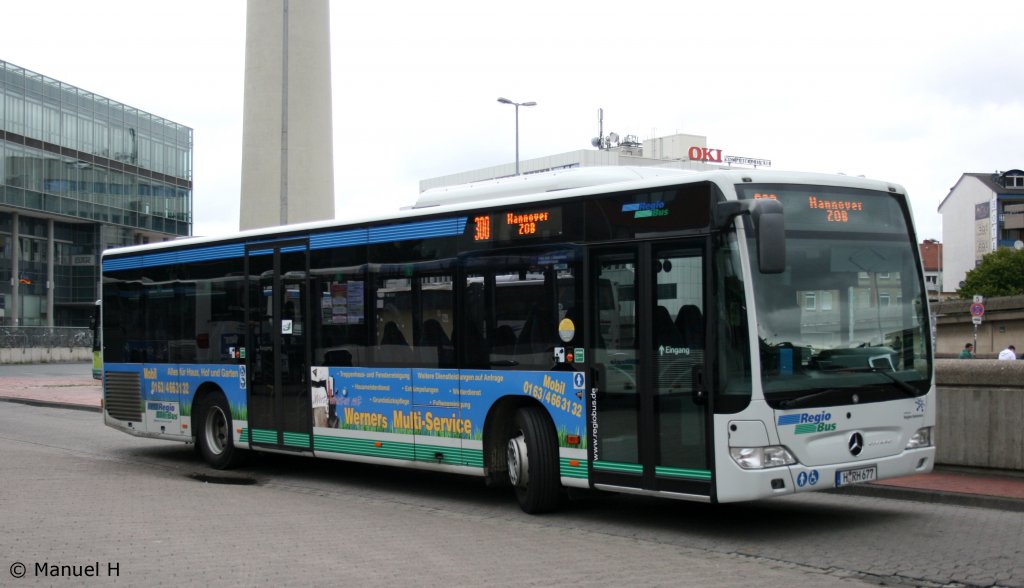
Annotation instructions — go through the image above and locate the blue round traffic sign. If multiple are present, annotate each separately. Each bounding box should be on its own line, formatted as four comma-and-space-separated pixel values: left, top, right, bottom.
970, 303, 985, 317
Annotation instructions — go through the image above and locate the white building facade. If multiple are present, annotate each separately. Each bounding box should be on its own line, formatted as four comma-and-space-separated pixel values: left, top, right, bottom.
938, 170, 1024, 291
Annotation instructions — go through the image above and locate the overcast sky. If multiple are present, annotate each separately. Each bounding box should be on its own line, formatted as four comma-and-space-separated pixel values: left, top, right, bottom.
4, 0, 1023, 241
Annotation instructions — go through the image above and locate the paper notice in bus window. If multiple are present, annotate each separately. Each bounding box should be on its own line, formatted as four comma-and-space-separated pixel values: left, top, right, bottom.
347, 281, 365, 324
331, 282, 348, 324
321, 292, 332, 325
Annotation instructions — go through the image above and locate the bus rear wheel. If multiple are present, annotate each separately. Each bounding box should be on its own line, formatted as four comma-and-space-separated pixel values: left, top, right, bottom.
196, 392, 245, 469
507, 406, 560, 513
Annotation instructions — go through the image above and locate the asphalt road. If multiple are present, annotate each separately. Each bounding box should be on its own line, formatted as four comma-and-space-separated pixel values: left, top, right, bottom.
0, 401, 1021, 587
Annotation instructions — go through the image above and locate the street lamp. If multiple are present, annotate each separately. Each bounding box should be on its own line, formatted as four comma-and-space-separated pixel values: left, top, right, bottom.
497, 97, 536, 176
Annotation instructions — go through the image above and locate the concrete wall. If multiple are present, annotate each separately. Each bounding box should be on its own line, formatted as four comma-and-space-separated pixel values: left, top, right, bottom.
0, 347, 91, 364
935, 359, 1024, 471
933, 295, 1024, 357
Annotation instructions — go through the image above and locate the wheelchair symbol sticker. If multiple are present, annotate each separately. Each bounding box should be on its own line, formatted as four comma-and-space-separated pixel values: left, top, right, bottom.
797, 470, 820, 487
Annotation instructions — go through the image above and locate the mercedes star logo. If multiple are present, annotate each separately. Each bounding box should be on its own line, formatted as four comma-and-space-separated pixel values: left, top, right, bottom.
848, 432, 864, 456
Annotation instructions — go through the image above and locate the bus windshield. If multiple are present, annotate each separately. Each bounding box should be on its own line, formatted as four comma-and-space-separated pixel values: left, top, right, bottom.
738, 184, 931, 408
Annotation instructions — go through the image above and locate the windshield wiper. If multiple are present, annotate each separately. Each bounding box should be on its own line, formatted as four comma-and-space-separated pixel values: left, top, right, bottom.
777, 370, 921, 409
842, 367, 920, 398
777, 388, 855, 410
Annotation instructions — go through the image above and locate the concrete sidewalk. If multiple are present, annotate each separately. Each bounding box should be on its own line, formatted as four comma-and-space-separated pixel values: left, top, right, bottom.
0, 373, 101, 412
1, 372, 1022, 511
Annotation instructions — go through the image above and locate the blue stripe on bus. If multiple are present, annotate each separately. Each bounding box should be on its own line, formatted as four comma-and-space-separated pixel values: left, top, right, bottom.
144, 251, 179, 267
180, 244, 245, 263
102, 244, 247, 272
310, 228, 369, 250
103, 217, 467, 271
368, 218, 466, 244
102, 257, 144, 272
777, 414, 801, 425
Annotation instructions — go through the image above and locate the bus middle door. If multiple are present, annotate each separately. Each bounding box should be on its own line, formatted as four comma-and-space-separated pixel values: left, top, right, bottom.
246, 239, 312, 451
589, 240, 712, 499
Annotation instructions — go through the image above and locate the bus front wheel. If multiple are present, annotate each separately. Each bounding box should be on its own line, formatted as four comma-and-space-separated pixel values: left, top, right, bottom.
507, 406, 560, 513
196, 392, 245, 469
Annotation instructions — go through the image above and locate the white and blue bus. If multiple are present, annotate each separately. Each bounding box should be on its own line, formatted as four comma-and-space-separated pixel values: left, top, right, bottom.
100, 167, 935, 513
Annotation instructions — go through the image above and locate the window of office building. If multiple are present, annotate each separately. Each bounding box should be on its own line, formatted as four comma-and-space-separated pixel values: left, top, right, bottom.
2, 59, 193, 325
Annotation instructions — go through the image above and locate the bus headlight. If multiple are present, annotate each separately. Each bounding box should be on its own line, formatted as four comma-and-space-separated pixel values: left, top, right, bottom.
730, 446, 796, 469
905, 427, 932, 449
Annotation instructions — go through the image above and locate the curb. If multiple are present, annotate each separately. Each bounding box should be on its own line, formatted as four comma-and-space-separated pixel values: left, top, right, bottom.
830, 483, 1024, 512
0, 396, 102, 414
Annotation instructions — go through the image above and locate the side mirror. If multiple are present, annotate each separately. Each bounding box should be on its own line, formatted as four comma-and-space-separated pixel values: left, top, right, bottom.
751, 200, 785, 273
715, 199, 786, 274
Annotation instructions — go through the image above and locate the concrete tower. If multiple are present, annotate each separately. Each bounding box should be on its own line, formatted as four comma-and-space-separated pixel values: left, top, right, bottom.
240, 0, 335, 230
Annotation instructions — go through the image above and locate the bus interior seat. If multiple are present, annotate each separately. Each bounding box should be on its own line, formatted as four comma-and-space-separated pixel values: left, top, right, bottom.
654, 305, 683, 346
380, 321, 409, 347
517, 305, 556, 354
676, 305, 703, 348
418, 319, 450, 347
460, 319, 489, 367
493, 324, 517, 352
417, 318, 454, 367
323, 349, 353, 366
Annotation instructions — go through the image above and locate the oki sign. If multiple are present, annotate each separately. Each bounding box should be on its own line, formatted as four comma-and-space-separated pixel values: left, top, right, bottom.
688, 146, 723, 162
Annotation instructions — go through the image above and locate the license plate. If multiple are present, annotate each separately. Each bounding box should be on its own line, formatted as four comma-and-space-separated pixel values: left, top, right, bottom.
835, 465, 877, 487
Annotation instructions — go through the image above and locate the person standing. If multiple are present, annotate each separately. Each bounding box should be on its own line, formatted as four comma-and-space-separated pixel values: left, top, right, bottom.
998, 345, 1017, 360
959, 343, 975, 359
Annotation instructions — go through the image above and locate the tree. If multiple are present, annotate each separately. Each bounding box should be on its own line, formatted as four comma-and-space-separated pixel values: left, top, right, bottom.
957, 248, 1024, 298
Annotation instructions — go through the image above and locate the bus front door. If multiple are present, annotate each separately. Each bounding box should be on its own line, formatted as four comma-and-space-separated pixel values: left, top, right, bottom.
246, 240, 312, 451
590, 240, 712, 499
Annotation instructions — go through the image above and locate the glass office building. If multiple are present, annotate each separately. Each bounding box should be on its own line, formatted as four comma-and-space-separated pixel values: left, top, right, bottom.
1, 59, 192, 326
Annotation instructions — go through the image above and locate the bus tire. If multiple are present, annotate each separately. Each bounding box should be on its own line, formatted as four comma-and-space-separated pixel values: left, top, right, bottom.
507, 406, 560, 514
196, 392, 245, 469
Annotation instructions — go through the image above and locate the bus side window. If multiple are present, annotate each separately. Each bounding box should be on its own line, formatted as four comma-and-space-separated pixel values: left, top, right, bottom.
466, 247, 581, 371
372, 267, 414, 366
309, 262, 369, 368
412, 275, 455, 368
460, 280, 489, 368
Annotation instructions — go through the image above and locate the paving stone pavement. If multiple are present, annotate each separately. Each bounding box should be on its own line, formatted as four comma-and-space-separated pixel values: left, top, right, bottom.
0, 422, 878, 587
